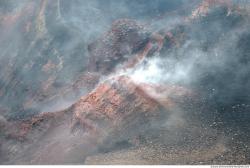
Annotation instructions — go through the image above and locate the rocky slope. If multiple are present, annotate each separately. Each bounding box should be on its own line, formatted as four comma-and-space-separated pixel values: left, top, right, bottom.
1, 75, 190, 164
1, 0, 250, 164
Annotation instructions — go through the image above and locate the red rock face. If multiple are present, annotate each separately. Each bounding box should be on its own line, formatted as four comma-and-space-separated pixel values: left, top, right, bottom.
6, 76, 168, 140
72, 76, 164, 134
2, 74, 192, 160
0, 1, 185, 119
0, 75, 190, 164
0, 1, 203, 159
1, 1, 249, 164
190, 0, 232, 19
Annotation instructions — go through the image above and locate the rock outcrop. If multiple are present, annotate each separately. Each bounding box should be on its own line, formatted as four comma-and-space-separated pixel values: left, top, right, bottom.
1, 75, 192, 164
1, 0, 250, 164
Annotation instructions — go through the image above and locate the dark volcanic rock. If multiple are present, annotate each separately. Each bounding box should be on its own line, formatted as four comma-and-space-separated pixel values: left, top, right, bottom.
87, 19, 150, 74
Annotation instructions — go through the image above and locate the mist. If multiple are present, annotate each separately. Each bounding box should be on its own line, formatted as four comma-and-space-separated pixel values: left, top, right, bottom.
0, 0, 192, 119
0, 0, 250, 164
